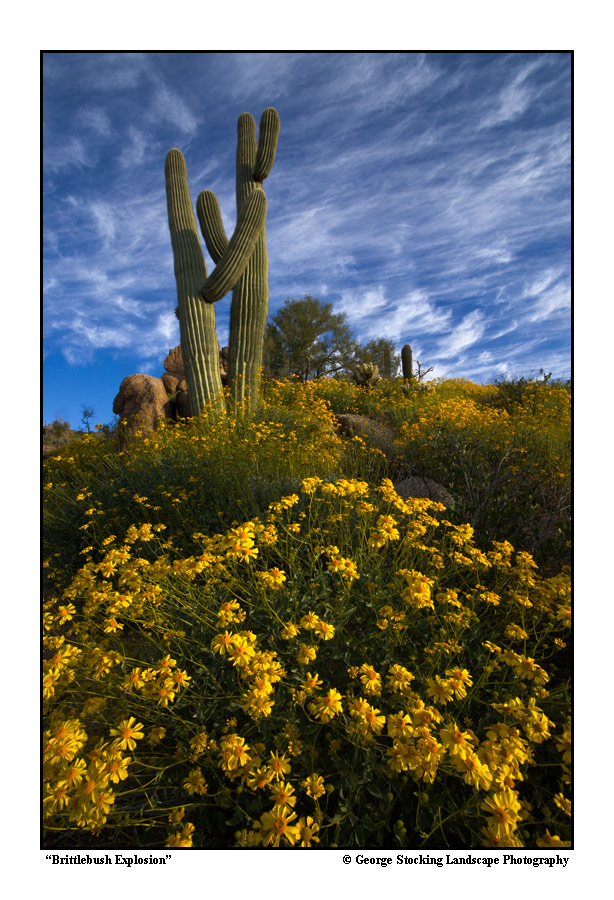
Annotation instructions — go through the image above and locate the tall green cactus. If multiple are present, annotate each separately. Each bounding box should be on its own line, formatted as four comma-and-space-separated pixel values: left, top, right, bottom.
401, 343, 414, 383
165, 108, 280, 415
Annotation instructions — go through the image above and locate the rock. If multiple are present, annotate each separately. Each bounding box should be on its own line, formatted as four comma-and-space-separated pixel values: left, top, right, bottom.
113, 375, 174, 435
334, 413, 398, 458
164, 344, 229, 386
161, 372, 181, 394
164, 345, 186, 378
114, 342, 227, 439
393, 475, 455, 509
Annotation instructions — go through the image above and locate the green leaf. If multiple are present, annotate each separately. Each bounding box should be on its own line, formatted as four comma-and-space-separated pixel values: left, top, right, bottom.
366, 782, 385, 800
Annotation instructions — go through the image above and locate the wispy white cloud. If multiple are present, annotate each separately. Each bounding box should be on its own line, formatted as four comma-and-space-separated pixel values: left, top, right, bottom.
435, 310, 486, 359
478, 57, 546, 129
90, 202, 117, 246
146, 83, 199, 136
475, 245, 513, 265
43, 136, 94, 172
337, 287, 453, 344
524, 267, 561, 297
492, 320, 520, 339
526, 280, 571, 324
119, 127, 148, 168
77, 107, 114, 136
86, 52, 149, 91
220, 52, 298, 103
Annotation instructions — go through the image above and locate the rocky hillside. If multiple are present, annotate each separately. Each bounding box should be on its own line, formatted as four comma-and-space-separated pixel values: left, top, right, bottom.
42, 420, 84, 457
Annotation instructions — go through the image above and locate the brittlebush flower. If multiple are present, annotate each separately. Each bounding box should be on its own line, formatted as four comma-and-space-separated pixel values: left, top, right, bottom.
359, 664, 382, 695
297, 816, 320, 847
387, 740, 420, 773
269, 781, 297, 808
301, 774, 325, 799
156, 678, 177, 707
314, 620, 335, 640
247, 767, 274, 791
453, 751, 493, 790
281, 623, 299, 640
220, 735, 252, 772
183, 768, 208, 796
303, 672, 323, 693
300, 611, 320, 630
387, 711, 414, 740
148, 727, 166, 745
211, 632, 235, 655
387, 664, 415, 694
256, 806, 300, 848
297, 644, 317, 665
109, 718, 144, 751
426, 676, 455, 704
166, 822, 195, 848
440, 723, 475, 757
227, 636, 257, 668
310, 688, 343, 723
536, 830, 571, 848
481, 789, 522, 836
267, 751, 291, 782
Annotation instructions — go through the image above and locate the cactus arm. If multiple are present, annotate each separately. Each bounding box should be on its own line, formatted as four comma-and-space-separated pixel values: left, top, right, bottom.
164, 148, 223, 413
201, 188, 267, 303
196, 190, 228, 263
236, 113, 258, 207
254, 107, 281, 183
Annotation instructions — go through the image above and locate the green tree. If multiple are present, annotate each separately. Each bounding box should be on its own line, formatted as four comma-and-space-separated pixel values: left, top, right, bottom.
264, 297, 359, 382
354, 338, 400, 379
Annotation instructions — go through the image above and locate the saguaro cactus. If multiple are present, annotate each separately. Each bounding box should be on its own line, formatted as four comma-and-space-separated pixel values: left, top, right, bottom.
401, 343, 414, 383
165, 108, 280, 414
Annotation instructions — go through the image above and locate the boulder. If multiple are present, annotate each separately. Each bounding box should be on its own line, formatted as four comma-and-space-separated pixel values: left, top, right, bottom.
334, 413, 398, 459
164, 345, 186, 379
393, 475, 456, 510
163, 344, 229, 388
161, 372, 181, 394
113, 375, 174, 435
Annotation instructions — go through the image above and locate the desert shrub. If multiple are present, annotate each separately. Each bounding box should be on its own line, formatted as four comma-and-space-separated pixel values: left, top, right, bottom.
43, 476, 570, 850
43, 374, 571, 850
43, 390, 369, 580
489, 370, 570, 416
393, 382, 570, 565
257, 376, 570, 565
43, 420, 84, 456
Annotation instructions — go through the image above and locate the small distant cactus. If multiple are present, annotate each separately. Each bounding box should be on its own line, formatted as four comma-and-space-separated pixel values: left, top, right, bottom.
352, 361, 381, 387
401, 344, 414, 383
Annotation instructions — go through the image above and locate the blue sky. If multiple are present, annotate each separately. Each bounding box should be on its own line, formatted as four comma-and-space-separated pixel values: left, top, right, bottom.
43, 51, 571, 428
